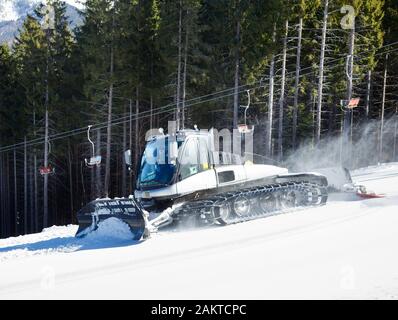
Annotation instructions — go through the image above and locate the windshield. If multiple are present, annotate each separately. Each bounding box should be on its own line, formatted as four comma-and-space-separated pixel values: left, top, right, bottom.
137, 137, 177, 189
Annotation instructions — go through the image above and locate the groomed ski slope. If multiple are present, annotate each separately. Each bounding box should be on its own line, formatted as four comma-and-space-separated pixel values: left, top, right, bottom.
0, 163, 397, 299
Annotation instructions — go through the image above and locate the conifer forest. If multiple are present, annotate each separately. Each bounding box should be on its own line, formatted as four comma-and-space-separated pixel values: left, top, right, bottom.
0, 0, 397, 238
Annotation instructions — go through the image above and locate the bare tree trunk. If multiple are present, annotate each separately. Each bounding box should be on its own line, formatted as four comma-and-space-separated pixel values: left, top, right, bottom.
6, 153, 10, 237
104, 85, 113, 197
315, 0, 329, 145
24, 137, 28, 233
311, 89, 316, 148
104, 13, 115, 198
0, 153, 5, 237
150, 55, 154, 129
343, 25, 355, 165
34, 152, 38, 231
135, 88, 139, 167
122, 104, 127, 197
52, 172, 57, 224
150, 95, 154, 129
0, 154, 3, 237
29, 155, 34, 232
13, 150, 18, 235
365, 70, 371, 118
182, 17, 189, 130
266, 25, 276, 158
1, 155, 5, 236
1, 153, 8, 237
43, 26, 50, 229
68, 139, 74, 222
90, 159, 95, 199
1, 154, 6, 236
233, 20, 240, 129
129, 99, 133, 195
176, 0, 183, 131
43, 110, 49, 228
96, 129, 101, 198
75, 148, 80, 207
115, 143, 120, 196
339, 112, 344, 165
393, 108, 397, 161
80, 161, 86, 203
379, 54, 388, 163
33, 111, 38, 231
277, 20, 288, 161
292, 18, 302, 150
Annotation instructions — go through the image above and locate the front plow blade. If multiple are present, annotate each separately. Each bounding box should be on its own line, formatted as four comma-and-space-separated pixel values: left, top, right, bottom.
75, 198, 146, 240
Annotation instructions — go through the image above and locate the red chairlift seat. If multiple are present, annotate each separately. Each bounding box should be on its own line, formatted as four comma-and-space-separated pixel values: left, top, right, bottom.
237, 124, 254, 134
346, 98, 360, 109
39, 165, 55, 176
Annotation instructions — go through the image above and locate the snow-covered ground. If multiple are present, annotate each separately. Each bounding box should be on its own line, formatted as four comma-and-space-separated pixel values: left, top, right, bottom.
0, 163, 397, 299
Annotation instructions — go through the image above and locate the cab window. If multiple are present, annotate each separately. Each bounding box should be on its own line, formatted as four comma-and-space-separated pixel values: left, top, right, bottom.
179, 138, 200, 180
198, 138, 210, 171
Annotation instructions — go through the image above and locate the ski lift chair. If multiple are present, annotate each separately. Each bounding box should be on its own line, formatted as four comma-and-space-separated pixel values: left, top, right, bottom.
85, 125, 102, 168
238, 90, 254, 134
39, 140, 55, 176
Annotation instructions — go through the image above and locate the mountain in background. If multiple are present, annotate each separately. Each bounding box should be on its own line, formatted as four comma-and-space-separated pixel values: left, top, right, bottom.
0, 0, 82, 46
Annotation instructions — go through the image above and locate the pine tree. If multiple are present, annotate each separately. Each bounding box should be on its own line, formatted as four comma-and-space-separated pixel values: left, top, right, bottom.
0, 45, 24, 143
77, 0, 119, 197
13, 15, 47, 128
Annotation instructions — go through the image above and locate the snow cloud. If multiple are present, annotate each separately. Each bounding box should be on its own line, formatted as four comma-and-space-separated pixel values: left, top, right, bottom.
284, 116, 398, 171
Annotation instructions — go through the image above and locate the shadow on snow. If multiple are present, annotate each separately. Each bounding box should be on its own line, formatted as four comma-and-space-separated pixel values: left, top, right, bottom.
0, 235, 142, 255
